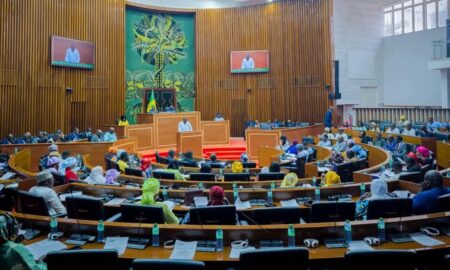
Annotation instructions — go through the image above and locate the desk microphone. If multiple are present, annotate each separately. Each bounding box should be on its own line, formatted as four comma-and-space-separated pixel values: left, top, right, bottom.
398, 192, 411, 233
67, 188, 90, 244
191, 199, 204, 231
127, 211, 149, 249
238, 210, 272, 237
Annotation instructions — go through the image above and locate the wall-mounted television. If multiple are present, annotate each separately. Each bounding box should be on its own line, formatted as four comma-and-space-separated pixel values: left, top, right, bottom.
230, 50, 269, 74
50, 36, 95, 69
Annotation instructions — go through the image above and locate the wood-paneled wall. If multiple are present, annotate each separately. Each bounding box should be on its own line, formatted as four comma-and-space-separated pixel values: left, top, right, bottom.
0, 0, 126, 138
196, 0, 333, 136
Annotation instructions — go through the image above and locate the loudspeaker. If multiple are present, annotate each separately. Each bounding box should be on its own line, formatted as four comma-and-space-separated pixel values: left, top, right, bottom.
447, 19, 450, 57
333, 60, 342, 100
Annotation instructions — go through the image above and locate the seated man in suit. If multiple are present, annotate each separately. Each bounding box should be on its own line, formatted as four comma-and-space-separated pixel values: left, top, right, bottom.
413, 170, 450, 214
29, 170, 67, 216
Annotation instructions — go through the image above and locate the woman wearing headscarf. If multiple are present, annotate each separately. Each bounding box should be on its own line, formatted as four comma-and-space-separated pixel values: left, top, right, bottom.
46, 156, 60, 175
0, 213, 47, 269
323, 171, 341, 186
85, 166, 106, 185
64, 158, 80, 184
357, 179, 391, 218
286, 140, 299, 155
105, 169, 120, 185
140, 157, 153, 178
232, 161, 244, 173
118, 115, 129, 127
182, 185, 229, 224
280, 173, 299, 188
140, 178, 179, 224
158, 159, 185, 180
415, 146, 433, 167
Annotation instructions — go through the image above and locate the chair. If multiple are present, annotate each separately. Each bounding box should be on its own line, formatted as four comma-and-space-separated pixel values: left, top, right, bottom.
189, 205, 236, 225
47, 249, 119, 270
335, 162, 355, 183
132, 259, 205, 270
224, 173, 250, 181
189, 173, 216, 181
436, 132, 449, 142
257, 173, 285, 181
210, 162, 223, 169
125, 167, 144, 177
399, 172, 422, 183
366, 198, 412, 220
153, 171, 176, 180
345, 250, 417, 270
104, 155, 112, 170
242, 162, 257, 169
51, 172, 65, 186
17, 190, 50, 216
66, 196, 105, 221
119, 204, 164, 224
239, 247, 309, 270
438, 194, 450, 212
252, 207, 302, 224
310, 202, 356, 222
18, 179, 37, 191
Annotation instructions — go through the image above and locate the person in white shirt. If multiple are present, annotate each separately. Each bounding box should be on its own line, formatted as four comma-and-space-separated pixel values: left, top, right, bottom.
103, 127, 117, 142
29, 170, 67, 216
385, 124, 400, 134
241, 54, 255, 69
321, 127, 335, 140
296, 144, 309, 161
334, 127, 348, 142
64, 44, 80, 63
402, 122, 416, 136
84, 166, 106, 185
214, 112, 224, 121
318, 135, 331, 148
178, 117, 193, 132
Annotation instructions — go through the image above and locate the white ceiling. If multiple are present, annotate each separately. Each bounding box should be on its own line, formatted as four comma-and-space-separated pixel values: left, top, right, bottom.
128, 0, 282, 9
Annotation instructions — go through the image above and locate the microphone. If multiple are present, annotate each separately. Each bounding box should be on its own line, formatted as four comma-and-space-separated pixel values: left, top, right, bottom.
398, 192, 411, 233
323, 197, 347, 248
127, 211, 148, 249
191, 198, 204, 231
66, 188, 91, 244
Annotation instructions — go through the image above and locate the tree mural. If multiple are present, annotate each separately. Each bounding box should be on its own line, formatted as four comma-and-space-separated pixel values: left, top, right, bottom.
132, 14, 188, 88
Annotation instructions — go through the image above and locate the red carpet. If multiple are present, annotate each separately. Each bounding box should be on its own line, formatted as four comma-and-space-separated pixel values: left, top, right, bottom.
139, 137, 247, 162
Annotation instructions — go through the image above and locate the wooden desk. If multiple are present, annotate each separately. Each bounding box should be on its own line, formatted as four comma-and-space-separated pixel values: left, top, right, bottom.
257, 146, 282, 168
8, 148, 37, 178
437, 141, 450, 169
201, 120, 230, 145
176, 131, 203, 158
12, 211, 450, 262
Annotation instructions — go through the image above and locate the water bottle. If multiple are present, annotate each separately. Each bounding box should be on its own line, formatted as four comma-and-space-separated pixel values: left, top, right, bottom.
50, 216, 58, 234
233, 187, 239, 202
245, 167, 249, 173
198, 181, 204, 189
152, 223, 160, 247
162, 187, 169, 201
271, 181, 276, 190
267, 189, 273, 204
14, 147, 18, 154
344, 220, 352, 243
388, 158, 394, 168
219, 167, 224, 177
312, 176, 317, 187
360, 183, 366, 196
287, 224, 296, 247
381, 164, 385, 172
216, 227, 224, 251
314, 187, 320, 202
97, 220, 105, 243
377, 218, 386, 243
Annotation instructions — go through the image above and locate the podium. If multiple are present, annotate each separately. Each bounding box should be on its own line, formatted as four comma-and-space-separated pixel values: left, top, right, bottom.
176, 131, 203, 158
137, 112, 201, 148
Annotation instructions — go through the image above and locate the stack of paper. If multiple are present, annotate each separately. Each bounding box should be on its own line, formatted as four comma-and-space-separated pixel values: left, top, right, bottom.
229, 246, 256, 259
104, 198, 127, 206
193, 196, 208, 207
409, 233, 445, 247
347, 241, 374, 251
25, 239, 67, 260
235, 198, 251, 210
170, 240, 198, 260
280, 199, 298, 207
104, 237, 129, 255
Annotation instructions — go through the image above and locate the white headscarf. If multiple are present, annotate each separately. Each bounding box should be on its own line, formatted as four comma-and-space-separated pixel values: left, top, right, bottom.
85, 166, 106, 185
370, 179, 389, 200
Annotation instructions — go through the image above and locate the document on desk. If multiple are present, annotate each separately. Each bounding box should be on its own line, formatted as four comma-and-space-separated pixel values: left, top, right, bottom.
409, 233, 445, 247
104, 237, 129, 255
235, 198, 251, 210
347, 241, 373, 251
280, 199, 298, 207
169, 240, 197, 260
229, 246, 256, 259
163, 200, 175, 211
25, 239, 67, 260
104, 197, 127, 206
0, 172, 16, 180
59, 191, 82, 202
193, 196, 208, 207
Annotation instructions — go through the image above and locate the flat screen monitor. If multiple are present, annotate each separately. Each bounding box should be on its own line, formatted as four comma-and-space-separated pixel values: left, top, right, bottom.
50, 36, 95, 69
230, 50, 269, 74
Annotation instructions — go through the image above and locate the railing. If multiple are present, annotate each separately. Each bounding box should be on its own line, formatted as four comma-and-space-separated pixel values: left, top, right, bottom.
355, 107, 450, 123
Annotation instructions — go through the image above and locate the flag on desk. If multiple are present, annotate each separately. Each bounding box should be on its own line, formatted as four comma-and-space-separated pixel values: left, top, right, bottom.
146, 90, 157, 113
